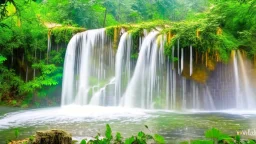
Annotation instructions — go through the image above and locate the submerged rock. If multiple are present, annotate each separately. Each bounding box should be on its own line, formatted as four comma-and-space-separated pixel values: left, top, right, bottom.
9, 129, 72, 144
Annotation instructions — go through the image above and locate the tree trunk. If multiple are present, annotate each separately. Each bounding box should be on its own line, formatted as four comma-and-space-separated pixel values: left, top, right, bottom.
103, 9, 107, 27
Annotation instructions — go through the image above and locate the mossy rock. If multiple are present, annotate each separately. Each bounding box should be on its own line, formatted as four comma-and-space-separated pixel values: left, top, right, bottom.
9, 129, 72, 144
34, 129, 72, 144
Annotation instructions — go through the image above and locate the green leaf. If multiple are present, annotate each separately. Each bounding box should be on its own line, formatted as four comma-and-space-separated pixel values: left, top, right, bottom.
235, 135, 241, 143
125, 136, 135, 144
218, 133, 231, 141
80, 139, 86, 144
105, 124, 112, 140
14, 128, 20, 139
0, 55, 6, 64
138, 131, 145, 138
205, 128, 222, 139
154, 134, 165, 144
247, 140, 256, 144
115, 132, 122, 142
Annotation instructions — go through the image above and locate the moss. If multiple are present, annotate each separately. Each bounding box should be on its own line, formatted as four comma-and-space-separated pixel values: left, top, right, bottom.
51, 26, 85, 43
106, 26, 116, 40
106, 25, 127, 51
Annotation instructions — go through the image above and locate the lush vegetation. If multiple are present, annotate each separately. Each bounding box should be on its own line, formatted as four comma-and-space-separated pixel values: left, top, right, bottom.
9, 125, 256, 144
181, 128, 256, 144
79, 124, 165, 144
82, 126, 256, 144
0, 0, 256, 107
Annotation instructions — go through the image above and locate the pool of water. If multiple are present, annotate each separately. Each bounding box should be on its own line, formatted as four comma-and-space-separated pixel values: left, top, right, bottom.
0, 105, 256, 143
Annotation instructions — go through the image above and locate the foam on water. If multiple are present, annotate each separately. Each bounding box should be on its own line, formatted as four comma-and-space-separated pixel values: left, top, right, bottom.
0, 106, 151, 129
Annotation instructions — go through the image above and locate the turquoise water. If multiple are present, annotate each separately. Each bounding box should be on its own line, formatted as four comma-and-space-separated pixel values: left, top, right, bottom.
0, 106, 256, 143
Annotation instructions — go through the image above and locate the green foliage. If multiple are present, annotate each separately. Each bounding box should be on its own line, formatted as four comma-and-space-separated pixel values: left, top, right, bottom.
51, 26, 85, 43
105, 124, 113, 140
0, 0, 256, 108
14, 128, 20, 139
80, 139, 86, 144
84, 124, 165, 144
205, 128, 230, 143
154, 134, 165, 144
115, 132, 122, 143
183, 128, 256, 144
124, 137, 135, 144
0, 55, 6, 64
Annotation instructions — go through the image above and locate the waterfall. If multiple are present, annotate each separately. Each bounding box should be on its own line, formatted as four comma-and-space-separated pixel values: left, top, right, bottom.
61, 28, 256, 111
181, 48, 184, 73
237, 50, 256, 109
177, 39, 180, 75
190, 45, 193, 76
122, 31, 159, 108
90, 78, 115, 105
182, 78, 186, 110
47, 31, 51, 62
115, 32, 132, 105
62, 28, 115, 106
233, 50, 242, 108
172, 46, 175, 70
171, 68, 176, 109
166, 57, 170, 109
61, 34, 78, 105
205, 85, 216, 110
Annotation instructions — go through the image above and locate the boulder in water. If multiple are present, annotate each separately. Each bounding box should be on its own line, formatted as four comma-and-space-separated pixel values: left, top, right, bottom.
34, 129, 72, 144
9, 129, 72, 144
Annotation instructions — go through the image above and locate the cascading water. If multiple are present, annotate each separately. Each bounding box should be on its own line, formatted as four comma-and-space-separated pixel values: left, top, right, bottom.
233, 50, 242, 108
121, 31, 160, 108
177, 39, 180, 75
61, 28, 256, 111
190, 45, 193, 76
115, 32, 132, 105
62, 28, 115, 106
181, 48, 184, 73
237, 50, 256, 109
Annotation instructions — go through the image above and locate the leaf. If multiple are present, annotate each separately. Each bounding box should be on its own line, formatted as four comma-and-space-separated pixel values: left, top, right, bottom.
80, 139, 86, 144
125, 136, 135, 144
115, 132, 122, 142
138, 131, 145, 138
154, 134, 165, 144
205, 128, 221, 139
0, 55, 6, 64
14, 128, 20, 139
247, 140, 256, 144
191, 140, 214, 144
235, 135, 241, 143
218, 133, 231, 141
105, 124, 112, 140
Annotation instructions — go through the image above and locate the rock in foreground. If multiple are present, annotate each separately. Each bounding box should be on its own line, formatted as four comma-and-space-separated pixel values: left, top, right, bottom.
35, 129, 72, 144
9, 129, 72, 144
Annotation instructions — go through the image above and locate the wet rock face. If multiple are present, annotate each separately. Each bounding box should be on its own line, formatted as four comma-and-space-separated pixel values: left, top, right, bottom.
34, 130, 72, 144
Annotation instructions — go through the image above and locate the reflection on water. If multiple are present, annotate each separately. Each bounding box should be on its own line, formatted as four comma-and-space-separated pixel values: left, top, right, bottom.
0, 106, 256, 143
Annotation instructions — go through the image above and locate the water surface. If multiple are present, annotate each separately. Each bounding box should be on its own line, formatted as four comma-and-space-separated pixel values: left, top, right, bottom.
0, 106, 256, 143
